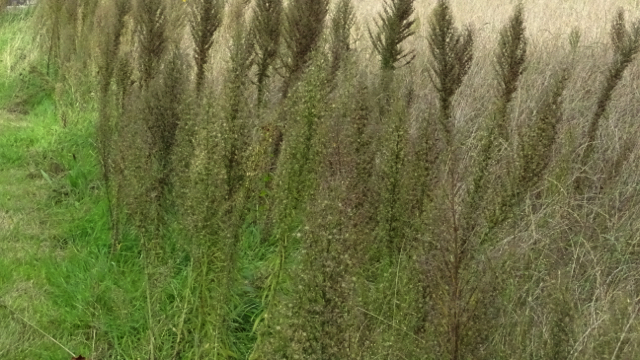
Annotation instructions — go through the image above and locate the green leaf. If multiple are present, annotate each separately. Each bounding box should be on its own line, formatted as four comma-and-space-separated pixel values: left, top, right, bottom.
40, 169, 53, 186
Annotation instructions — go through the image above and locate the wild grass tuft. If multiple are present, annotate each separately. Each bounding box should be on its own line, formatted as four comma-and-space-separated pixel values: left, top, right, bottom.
280, 0, 329, 98
329, 0, 355, 81
144, 46, 187, 203
189, 0, 224, 96
427, 0, 473, 146
250, 52, 332, 358
250, 0, 282, 107
96, 0, 131, 252
222, 7, 253, 201
136, 0, 168, 87
575, 8, 640, 194
493, 2, 527, 142
462, 3, 528, 246
375, 94, 410, 256
487, 66, 570, 238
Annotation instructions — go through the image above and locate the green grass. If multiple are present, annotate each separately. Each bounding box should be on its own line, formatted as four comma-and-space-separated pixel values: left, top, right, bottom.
0, 14, 263, 350
0, 9, 110, 360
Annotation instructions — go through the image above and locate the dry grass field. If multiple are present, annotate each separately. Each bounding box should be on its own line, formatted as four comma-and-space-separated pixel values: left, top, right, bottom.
356, 0, 640, 41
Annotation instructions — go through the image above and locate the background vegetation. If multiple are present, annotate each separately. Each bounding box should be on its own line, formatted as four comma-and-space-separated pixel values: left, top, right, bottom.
2, 0, 640, 359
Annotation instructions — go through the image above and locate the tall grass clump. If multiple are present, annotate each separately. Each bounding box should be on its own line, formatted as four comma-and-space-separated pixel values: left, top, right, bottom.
144, 47, 186, 212
366, 0, 415, 259
575, 8, 640, 194
199, 12, 256, 355
189, 0, 223, 96
329, 0, 355, 82
420, 2, 477, 359
437, 14, 573, 360
121, 52, 187, 359
136, 0, 167, 87
487, 66, 570, 238
222, 1, 253, 201
288, 69, 392, 358
32, 0, 100, 120
177, 103, 236, 358
427, 0, 473, 146
96, 0, 131, 251
280, 0, 329, 98
369, 0, 416, 72
258, 185, 362, 359
106, 3, 189, 356
175, 5, 255, 358
250, 52, 332, 358
368, 0, 415, 120
272, 55, 330, 229
97, 0, 130, 97
252, 0, 329, 223
419, 3, 570, 359
375, 96, 410, 257
248, 0, 329, 204
368, 94, 430, 358
348, 81, 376, 219
493, 2, 526, 142
171, 0, 223, 204
117, 0, 172, 237
481, 62, 573, 360
462, 3, 527, 256
250, 0, 282, 107
39, 0, 63, 76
